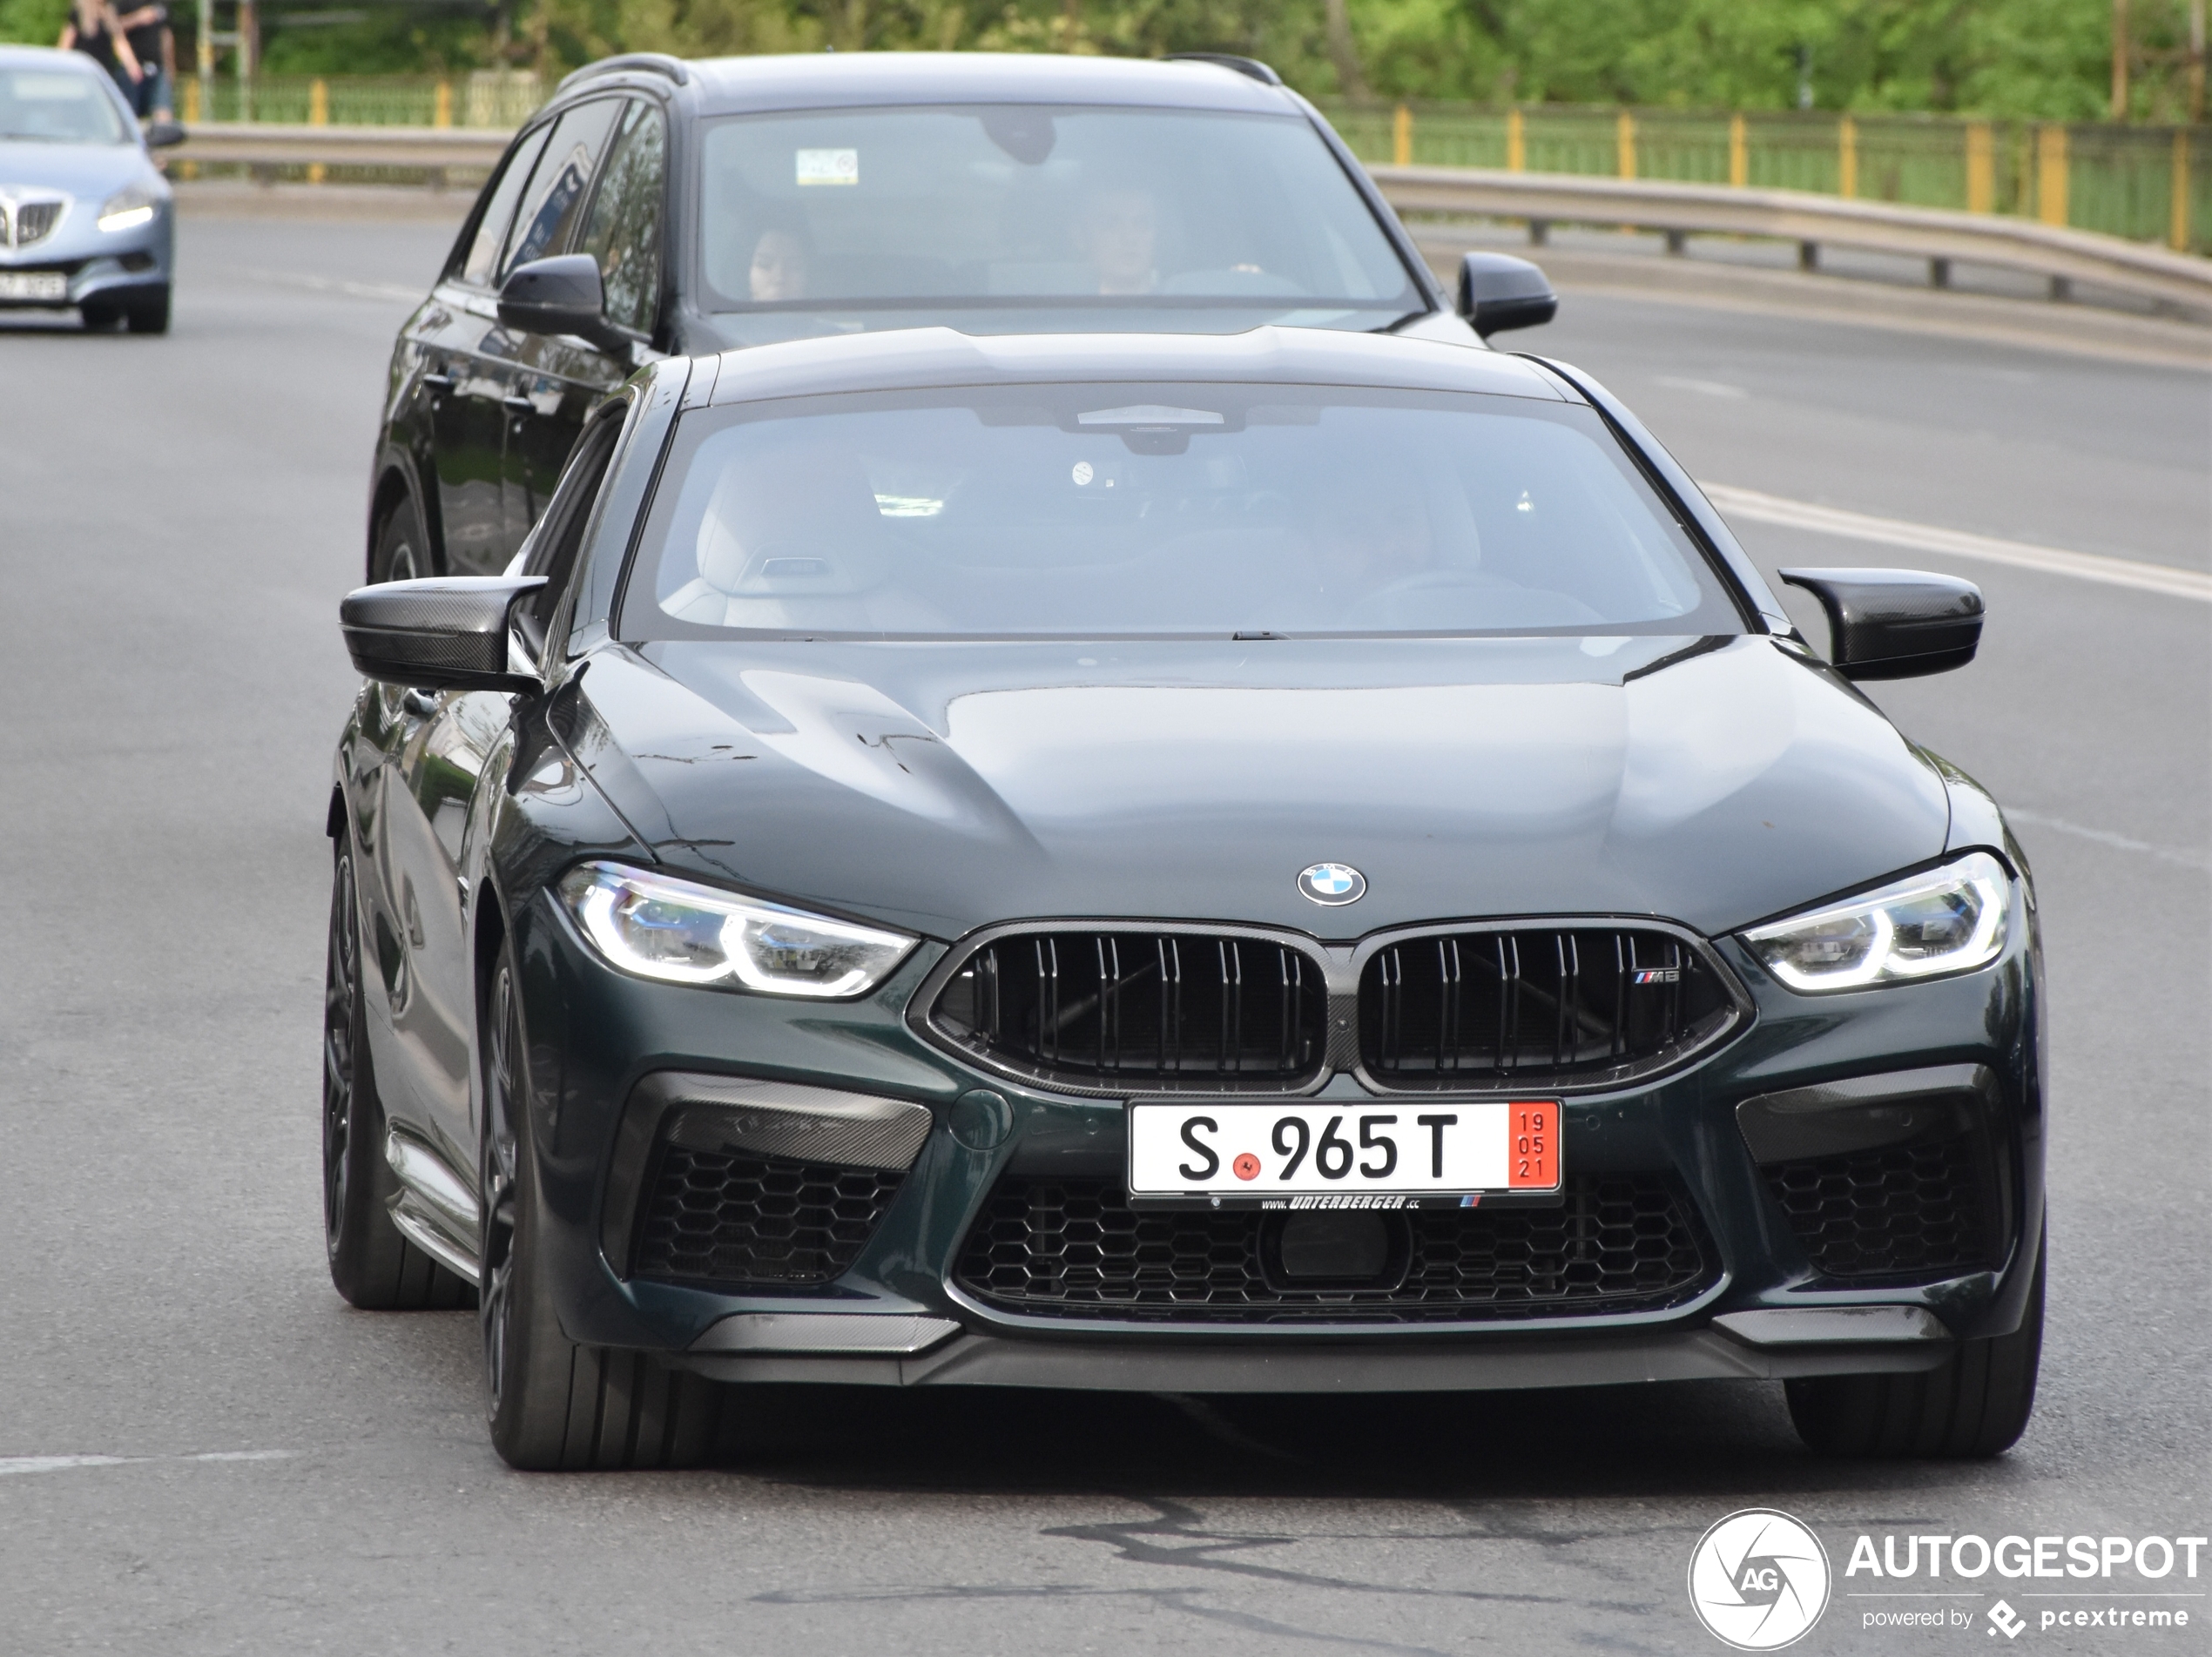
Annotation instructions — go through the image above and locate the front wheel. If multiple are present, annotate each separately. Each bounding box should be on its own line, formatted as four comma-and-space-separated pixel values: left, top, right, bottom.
1785, 1230, 2045, 1458
479, 950, 724, 1471
125, 287, 171, 334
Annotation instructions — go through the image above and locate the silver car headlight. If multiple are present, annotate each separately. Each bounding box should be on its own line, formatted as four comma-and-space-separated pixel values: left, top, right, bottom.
556, 860, 916, 998
1742, 852, 2011, 993
98, 183, 159, 232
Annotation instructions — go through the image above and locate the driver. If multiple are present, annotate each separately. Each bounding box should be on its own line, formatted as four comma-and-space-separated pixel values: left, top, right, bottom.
1074, 184, 1158, 297
748, 223, 810, 302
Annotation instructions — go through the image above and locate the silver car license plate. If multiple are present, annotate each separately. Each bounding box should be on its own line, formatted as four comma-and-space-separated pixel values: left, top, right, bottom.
0, 272, 69, 301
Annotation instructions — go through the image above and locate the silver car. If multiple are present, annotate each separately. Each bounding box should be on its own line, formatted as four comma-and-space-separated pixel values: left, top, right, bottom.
0, 44, 179, 333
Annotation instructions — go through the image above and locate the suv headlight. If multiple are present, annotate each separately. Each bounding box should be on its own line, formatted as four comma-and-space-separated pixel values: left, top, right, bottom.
556, 860, 916, 998
98, 183, 159, 232
1742, 851, 2010, 993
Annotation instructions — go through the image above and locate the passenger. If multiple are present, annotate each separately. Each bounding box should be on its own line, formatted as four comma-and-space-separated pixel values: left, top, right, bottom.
1075, 184, 1157, 296
114, 1, 173, 122
57, 0, 142, 102
748, 224, 810, 302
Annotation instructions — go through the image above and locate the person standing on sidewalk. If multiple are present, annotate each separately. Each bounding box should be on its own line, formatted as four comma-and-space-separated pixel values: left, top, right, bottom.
57, 0, 144, 104
115, 2, 175, 122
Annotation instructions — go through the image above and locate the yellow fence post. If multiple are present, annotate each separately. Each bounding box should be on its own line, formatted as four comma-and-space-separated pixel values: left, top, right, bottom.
2037, 124, 2069, 226
435, 79, 453, 129
2175, 128, 2193, 251
181, 77, 199, 124
1616, 109, 1636, 180
1393, 104, 1412, 167
1966, 123, 1994, 212
1728, 113, 1747, 186
1838, 115, 1858, 199
307, 77, 327, 185
1506, 107, 1524, 172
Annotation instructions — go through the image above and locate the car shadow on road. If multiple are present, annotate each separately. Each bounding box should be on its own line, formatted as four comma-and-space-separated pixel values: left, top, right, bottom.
705, 1377, 2024, 1505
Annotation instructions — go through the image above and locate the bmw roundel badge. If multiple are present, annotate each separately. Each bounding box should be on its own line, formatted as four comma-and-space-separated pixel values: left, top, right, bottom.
1297, 862, 1366, 906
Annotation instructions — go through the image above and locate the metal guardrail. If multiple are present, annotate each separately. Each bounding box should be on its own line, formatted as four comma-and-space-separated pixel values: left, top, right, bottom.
170, 123, 2212, 314
1372, 165, 2212, 313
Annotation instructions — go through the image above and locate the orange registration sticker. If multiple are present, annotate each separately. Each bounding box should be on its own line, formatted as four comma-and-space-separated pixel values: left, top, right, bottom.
1507, 1101, 1559, 1190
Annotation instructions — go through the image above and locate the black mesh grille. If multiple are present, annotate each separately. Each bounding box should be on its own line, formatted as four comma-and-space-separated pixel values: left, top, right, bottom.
1764, 1134, 1996, 1281
954, 1175, 1715, 1323
929, 932, 1325, 1092
1361, 927, 1737, 1088
631, 1146, 904, 1287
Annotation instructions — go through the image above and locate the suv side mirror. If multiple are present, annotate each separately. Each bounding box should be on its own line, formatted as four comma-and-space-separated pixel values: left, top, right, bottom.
1779, 568, 1984, 680
498, 253, 629, 355
340, 576, 548, 692
1456, 252, 1557, 337
144, 119, 185, 150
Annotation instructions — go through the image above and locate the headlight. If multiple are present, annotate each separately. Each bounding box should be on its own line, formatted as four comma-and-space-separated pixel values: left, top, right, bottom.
556, 860, 916, 998
1742, 852, 2010, 993
98, 184, 159, 232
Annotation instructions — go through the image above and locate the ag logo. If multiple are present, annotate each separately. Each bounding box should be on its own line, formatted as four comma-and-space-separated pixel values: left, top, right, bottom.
1687, 1508, 1831, 1650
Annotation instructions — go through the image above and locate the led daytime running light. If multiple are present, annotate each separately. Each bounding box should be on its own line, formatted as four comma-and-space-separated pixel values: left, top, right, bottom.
1743, 852, 2011, 994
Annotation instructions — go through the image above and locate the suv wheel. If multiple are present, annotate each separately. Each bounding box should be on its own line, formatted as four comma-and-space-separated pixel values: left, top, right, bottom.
324, 836, 474, 1310
480, 951, 724, 1471
1784, 1230, 2045, 1458
371, 497, 428, 584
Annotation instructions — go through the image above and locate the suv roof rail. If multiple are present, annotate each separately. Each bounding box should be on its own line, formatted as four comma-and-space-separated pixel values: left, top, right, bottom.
556, 52, 691, 95
1164, 52, 1282, 86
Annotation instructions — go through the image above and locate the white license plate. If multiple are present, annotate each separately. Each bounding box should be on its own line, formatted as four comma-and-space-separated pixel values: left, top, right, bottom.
0, 272, 68, 301
1128, 1100, 1561, 1204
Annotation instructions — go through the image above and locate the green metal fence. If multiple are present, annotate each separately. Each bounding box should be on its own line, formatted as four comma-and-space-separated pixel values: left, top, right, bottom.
169, 76, 2209, 254
1320, 100, 2210, 255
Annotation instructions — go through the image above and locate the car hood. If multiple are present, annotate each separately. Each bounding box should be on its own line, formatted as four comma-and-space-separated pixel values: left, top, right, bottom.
0, 139, 158, 200
563, 633, 1952, 943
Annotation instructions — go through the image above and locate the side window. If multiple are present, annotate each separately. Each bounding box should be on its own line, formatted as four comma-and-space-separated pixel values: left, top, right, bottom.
577, 101, 668, 335
517, 412, 624, 648
501, 98, 624, 281
458, 125, 550, 288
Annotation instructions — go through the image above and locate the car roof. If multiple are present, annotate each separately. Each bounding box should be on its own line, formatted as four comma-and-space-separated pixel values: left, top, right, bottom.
700, 326, 1573, 409
675, 51, 1302, 118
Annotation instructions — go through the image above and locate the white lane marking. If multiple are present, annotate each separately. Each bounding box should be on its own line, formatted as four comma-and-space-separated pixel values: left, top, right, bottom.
1653, 375, 1749, 399
224, 266, 423, 304
0, 1450, 293, 1477
2004, 807, 2211, 872
1700, 482, 2212, 603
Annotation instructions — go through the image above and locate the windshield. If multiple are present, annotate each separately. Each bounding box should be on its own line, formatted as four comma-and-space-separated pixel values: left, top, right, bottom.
0, 66, 127, 144
697, 107, 1422, 343
624, 384, 1744, 641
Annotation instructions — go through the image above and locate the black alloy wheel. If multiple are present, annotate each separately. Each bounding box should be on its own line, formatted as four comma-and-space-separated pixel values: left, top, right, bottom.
1785, 1228, 2046, 1458
323, 834, 473, 1310
370, 497, 428, 585
480, 949, 725, 1471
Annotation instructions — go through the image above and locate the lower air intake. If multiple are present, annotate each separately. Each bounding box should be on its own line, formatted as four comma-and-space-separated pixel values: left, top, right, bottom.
1764, 1133, 2000, 1281
631, 1146, 905, 1287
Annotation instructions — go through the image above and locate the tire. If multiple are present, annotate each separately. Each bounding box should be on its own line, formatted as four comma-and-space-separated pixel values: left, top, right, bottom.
479, 949, 724, 1471
323, 833, 475, 1310
125, 288, 171, 334
1785, 1230, 2045, 1458
79, 300, 121, 331
370, 495, 429, 585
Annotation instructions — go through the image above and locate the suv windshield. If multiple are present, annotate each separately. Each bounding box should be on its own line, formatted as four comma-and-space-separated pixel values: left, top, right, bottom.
624, 384, 1744, 641
698, 106, 1421, 344
0, 66, 128, 144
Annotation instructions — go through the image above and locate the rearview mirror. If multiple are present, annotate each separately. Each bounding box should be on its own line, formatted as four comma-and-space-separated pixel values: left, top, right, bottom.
498, 254, 629, 355
1779, 568, 1984, 680
340, 576, 548, 692
1456, 252, 1557, 338
143, 119, 185, 150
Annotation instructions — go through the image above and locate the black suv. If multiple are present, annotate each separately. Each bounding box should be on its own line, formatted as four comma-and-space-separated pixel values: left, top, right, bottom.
363, 49, 1553, 583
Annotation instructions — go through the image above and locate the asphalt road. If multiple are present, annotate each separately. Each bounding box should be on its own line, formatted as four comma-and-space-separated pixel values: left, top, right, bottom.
1, 213, 2206, 1656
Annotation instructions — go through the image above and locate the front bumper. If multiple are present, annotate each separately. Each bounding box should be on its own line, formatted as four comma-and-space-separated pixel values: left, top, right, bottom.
509, 872, 2044, 1392
0, 197, 172, 310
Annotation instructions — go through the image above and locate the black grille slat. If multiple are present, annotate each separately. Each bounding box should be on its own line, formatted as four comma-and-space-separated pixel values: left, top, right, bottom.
931, 930, 1325, 1090
954, 1175, 1716, 1324
1764, 1134, 1997, 1282
1360, 926, 1734, 1089
631, 1146, 904, 1287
